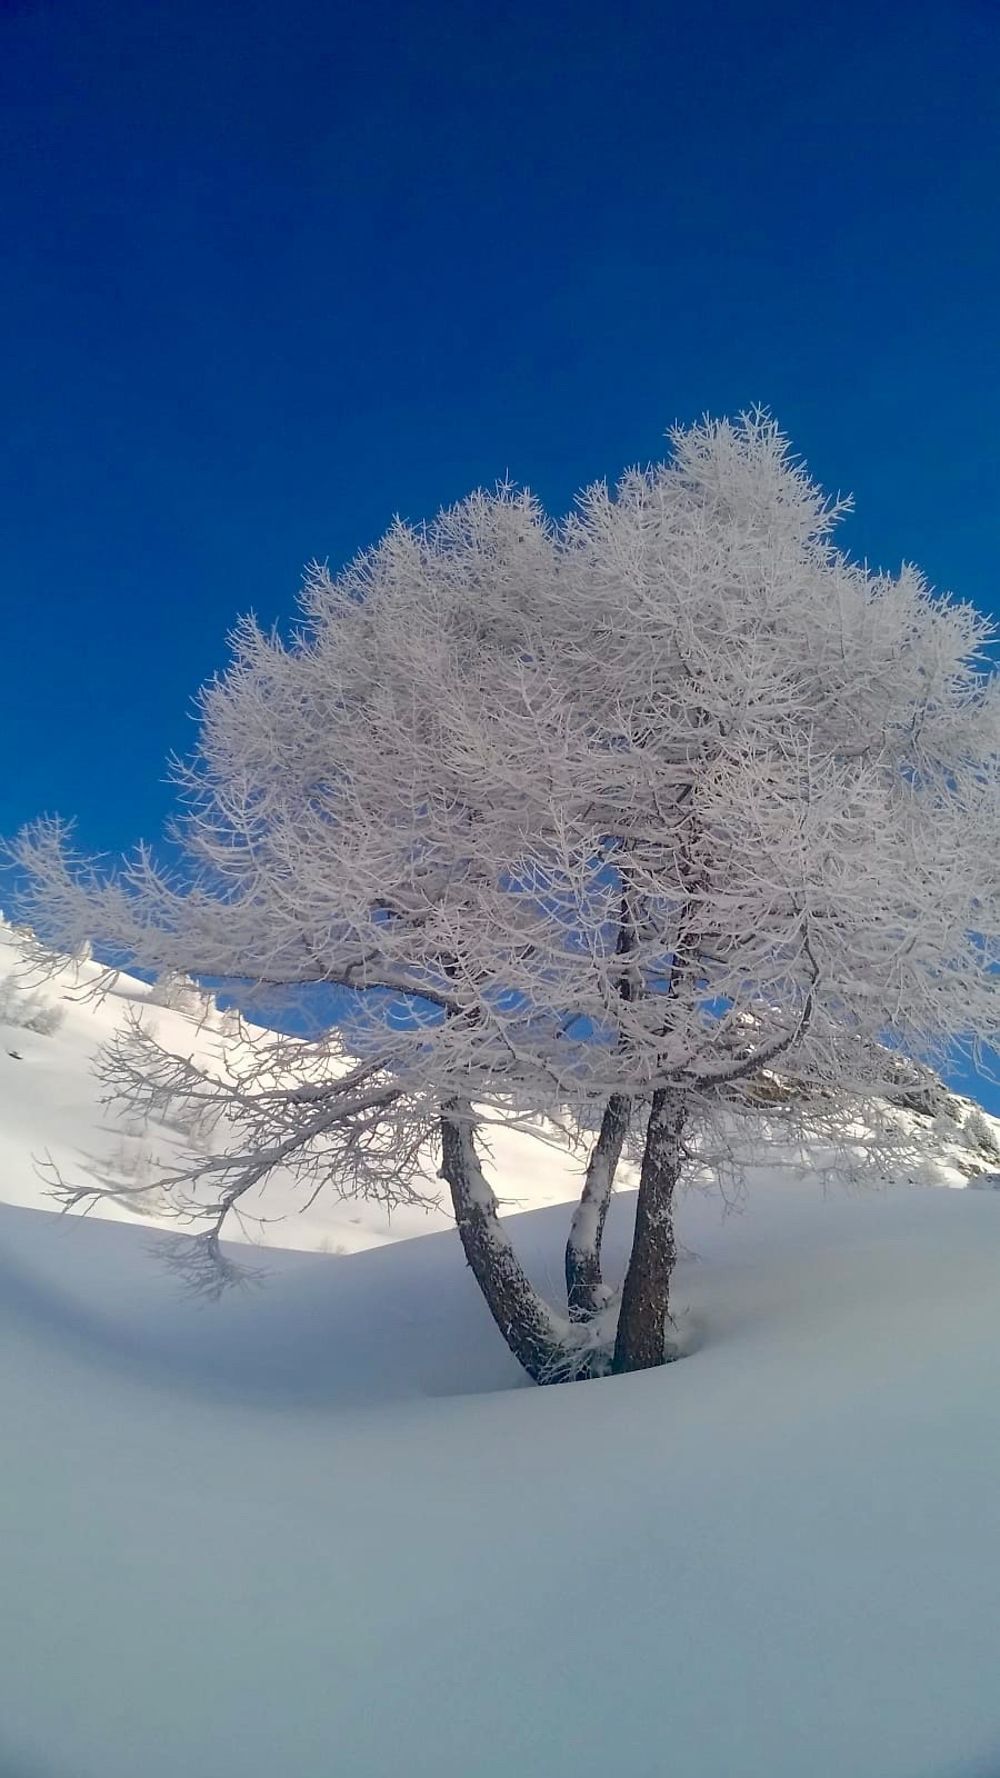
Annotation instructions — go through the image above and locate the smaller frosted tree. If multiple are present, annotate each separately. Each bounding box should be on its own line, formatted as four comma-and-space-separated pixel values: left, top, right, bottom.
147, 969, 213, 1019
13, 415, 1000, 1381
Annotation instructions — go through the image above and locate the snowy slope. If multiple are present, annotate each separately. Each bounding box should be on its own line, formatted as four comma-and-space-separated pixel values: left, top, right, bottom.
0, 915, 601, 1256
4, 1175, 1000, 1778
3, 912, 999, 1261
5, 915, 1000, 1777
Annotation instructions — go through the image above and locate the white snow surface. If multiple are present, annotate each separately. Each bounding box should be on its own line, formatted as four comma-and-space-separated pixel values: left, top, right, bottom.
3, 918, 1000, 1777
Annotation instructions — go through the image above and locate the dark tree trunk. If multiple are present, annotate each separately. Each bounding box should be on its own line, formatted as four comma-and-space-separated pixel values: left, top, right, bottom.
565, 1092, 630, 1319
440, 1101, 566, 1384
612, 1089, 684, 1374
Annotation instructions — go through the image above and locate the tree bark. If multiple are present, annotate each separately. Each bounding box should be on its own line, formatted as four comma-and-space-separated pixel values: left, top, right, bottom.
612, 1089, 684, 1374
565, 1092, 630, 1319
565, 875, 638, 1319
440, 1100, 566, 1384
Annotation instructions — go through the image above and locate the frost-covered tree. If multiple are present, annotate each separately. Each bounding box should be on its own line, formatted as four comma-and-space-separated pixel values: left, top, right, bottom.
147, 968, 214, 1019
13, 415, 1000, 1379
0, 973, 65, 1037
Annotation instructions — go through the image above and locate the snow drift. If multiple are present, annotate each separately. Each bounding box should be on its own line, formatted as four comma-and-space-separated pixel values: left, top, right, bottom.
3, 917, 1000, 1777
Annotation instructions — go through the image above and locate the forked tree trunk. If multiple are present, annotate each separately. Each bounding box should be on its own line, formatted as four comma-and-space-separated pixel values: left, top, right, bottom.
565, 1092, 631, 1319
612, 1088, 685, 1374
440, 1100, 566, 1384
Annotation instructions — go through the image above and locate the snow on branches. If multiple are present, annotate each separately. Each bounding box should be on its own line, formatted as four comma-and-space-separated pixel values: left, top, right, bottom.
13, 413, 1000, 1376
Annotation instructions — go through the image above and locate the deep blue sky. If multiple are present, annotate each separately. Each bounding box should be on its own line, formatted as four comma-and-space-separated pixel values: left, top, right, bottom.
2, 0, 999, 1092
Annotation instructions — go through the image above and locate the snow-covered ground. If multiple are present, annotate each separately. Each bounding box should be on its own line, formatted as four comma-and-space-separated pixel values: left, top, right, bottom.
4, 915, 1000, 1777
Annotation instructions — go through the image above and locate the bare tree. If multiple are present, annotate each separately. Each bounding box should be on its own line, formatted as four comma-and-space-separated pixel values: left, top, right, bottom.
13, 415, 1000, 1379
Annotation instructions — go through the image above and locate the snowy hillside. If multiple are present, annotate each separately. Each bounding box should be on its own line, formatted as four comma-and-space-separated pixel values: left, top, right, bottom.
5, 913, 1000, 1777
0, 915, 602, 1256
6, 1136, 1000, 1776
3, 912, 1000, 1258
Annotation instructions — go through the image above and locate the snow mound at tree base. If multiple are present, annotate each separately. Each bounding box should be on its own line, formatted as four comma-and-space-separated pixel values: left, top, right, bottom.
3, 1171, 1000, 1778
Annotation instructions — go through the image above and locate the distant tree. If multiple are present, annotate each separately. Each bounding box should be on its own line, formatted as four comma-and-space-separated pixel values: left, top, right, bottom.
0, 925, 67, 1038
13, 416, 1000, 1379
0, 974, 65, 1037
147, 968, 211, 1018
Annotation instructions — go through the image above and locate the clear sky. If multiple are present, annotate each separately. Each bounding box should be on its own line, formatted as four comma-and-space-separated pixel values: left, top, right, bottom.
2, 0, 999, 1092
